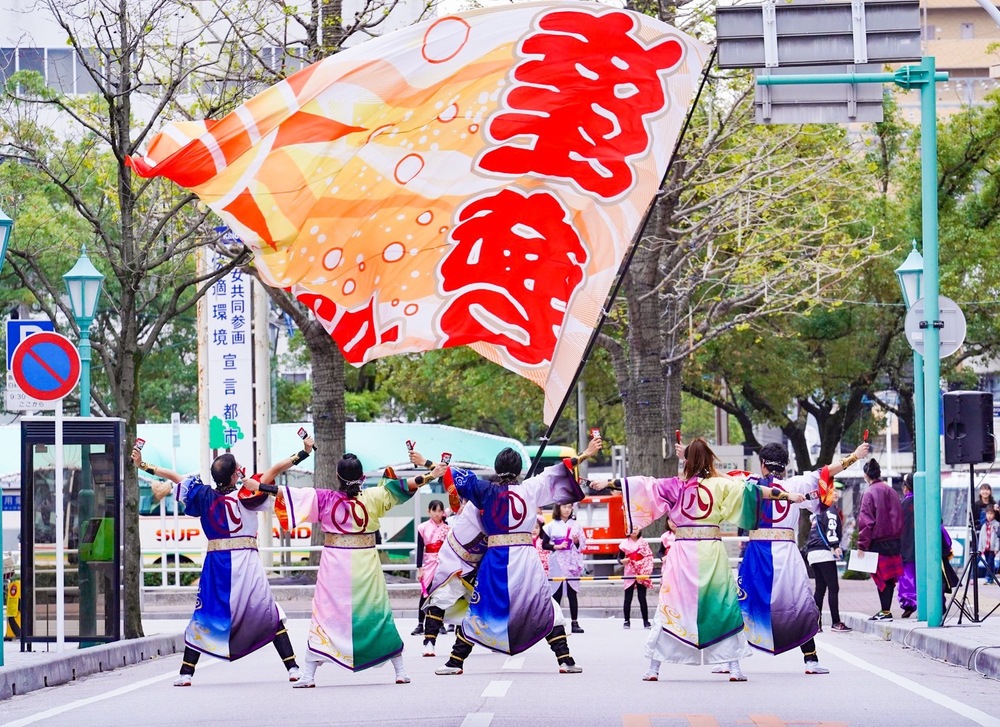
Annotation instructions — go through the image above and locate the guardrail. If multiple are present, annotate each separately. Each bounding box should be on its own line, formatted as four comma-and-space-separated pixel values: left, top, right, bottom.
137, 535, 760, 589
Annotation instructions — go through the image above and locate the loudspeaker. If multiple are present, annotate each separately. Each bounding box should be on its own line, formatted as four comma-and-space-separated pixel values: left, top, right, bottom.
943, 391, 996, 465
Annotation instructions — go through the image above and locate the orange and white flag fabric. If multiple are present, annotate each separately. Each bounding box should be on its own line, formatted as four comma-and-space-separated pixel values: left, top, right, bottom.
128, 1, 708, 423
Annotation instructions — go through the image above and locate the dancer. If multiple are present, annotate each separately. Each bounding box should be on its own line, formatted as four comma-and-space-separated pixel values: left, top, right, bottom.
898, 475, 917, 617
413, 500, 449, 640
132, 437, 313, 686
857, 459, 903, 621
734, 441, 867, 676
619, 526, 653, 629
276, 453, 447, 688
420, 498, 486, 657
411, 436, 602, 675
590, 438, 802, 682
545, 502, 587, 633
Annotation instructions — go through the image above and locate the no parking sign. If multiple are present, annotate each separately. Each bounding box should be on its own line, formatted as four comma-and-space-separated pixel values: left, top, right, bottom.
11, 332, 81, 403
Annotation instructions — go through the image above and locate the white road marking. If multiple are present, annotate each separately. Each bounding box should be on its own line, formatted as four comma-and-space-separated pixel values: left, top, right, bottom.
0, 661, 218, 727
820, 640, 1000, 727
480, 680, 511, 698
502, 656, 525, 670
460, 713, 494, 727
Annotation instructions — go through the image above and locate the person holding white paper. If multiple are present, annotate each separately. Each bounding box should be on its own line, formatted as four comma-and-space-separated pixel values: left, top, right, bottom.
857, 459, 903, 621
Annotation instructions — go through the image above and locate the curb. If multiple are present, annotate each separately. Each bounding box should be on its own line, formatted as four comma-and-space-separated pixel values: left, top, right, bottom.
843, 612, 1000, 680
1, 633, 185, 700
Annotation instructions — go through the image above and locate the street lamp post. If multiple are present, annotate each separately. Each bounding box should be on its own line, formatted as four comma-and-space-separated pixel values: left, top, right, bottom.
895, 241, 927, 622
0, 206, 12, 667
63, 246, 105, 643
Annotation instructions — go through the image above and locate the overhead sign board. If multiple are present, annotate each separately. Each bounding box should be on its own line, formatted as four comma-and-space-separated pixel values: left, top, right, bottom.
904, 296, 966, 358
755, 63, 886, 124
717, 0, 921, 69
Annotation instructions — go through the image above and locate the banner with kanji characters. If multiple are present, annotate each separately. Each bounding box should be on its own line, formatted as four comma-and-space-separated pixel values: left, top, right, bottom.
202, 247, 255, 470
129, 1, 709, 423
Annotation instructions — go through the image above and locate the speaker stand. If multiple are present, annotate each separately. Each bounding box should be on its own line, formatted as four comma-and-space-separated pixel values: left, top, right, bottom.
943, 463, 1000, 624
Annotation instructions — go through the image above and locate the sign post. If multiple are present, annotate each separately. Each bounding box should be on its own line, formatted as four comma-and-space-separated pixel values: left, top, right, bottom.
11, 331, 82, 652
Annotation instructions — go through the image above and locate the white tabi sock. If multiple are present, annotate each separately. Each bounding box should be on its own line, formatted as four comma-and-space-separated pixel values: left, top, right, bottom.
391, 655, 409, 680
648, 658, 661, 674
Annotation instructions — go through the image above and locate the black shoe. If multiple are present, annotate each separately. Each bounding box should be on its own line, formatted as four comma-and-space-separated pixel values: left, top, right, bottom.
869, 611, 893, 622
411, 624, 424, 635
831, 622, 853, 633
623, 621, 631, 629
643, 621, 652, 629
447, 624, 456, 633
571, 621, 584, 634
901, 607, 915, 619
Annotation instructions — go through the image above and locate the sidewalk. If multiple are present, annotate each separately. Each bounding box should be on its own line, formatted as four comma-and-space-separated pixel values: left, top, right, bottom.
4, 575, 998, 701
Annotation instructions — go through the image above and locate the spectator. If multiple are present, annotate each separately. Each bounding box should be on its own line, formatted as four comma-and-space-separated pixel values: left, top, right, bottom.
979, 505, 999, 585
659, 518, 676, 564
619, 526, 653, 629
857, 459, 903, 621
898, 475, 917, 618
974, 484, 999, 529
805, 482, 851, 632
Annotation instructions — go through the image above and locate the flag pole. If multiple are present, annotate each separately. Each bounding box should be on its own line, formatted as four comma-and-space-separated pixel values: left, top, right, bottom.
526, 45, 718, 478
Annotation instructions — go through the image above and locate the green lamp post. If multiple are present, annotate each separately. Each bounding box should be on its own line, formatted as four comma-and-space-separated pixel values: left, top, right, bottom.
63, 246, 105, 643
895, 241, 927, 621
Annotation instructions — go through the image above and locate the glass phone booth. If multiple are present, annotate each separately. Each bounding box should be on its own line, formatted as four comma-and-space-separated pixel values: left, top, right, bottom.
20, 417, 125, 649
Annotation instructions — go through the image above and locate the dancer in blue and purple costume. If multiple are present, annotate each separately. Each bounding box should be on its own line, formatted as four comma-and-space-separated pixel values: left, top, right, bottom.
134, 437, 314, 687
410, 434, 602, 675
733, 440, 868, 677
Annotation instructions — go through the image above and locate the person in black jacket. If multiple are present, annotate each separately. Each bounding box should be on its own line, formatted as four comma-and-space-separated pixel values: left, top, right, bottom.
805, 483, 851, 633
898, 476, 917, 618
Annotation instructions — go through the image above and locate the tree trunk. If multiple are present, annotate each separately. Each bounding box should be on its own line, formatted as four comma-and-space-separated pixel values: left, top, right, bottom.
303, 320, 346, 579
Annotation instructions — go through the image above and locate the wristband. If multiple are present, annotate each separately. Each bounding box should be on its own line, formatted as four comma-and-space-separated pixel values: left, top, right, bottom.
770, 487, 785, 500
839, 454, 858, 469
290, 449, 310, 465
258, 483, 278, 495
423, 459, 433, 469
140, 461, 155, 475
570, 457, 580, 467
414, 475, 425, 487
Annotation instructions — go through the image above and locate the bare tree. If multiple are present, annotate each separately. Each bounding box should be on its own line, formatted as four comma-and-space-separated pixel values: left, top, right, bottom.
600, 79, 878, 493
0, 0, 256, 637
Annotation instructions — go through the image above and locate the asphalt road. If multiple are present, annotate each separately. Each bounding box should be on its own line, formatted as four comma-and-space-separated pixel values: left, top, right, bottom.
2, 617, 998, 727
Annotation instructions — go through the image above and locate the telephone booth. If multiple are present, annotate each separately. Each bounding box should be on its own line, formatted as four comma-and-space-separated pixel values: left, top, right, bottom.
20, 417, 125, 649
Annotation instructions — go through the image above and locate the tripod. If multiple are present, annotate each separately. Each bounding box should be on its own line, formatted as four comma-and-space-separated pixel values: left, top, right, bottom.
944, 464, 999, 624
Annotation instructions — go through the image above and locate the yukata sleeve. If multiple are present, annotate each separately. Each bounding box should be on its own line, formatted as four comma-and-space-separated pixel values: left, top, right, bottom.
712, 475, 761, 531
176, 475, 213, 517
363, 471, 414, 519
622, 476, 678, 532
443, 467, 490, 509
782, 470, 822, 514
523, 461, 585, 509
275, 486, 323, 530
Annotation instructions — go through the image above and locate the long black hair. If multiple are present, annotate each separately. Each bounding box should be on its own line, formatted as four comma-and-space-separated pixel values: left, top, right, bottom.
491, 447, 522, 484
337, 453, 365, 497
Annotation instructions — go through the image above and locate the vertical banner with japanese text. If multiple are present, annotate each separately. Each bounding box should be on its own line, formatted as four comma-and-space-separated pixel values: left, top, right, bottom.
202, 247, 256, 472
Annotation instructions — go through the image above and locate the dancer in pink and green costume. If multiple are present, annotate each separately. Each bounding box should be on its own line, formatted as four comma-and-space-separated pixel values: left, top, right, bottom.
591, 438, 803, 682
277, 453, 447, 688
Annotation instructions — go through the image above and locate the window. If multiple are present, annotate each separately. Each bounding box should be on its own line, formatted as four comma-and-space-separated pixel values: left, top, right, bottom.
961, 22, 975, 39
921, 24, 937, 40
18, 48, 44, 77
47, 49, 74, 93
0, 48, 14, 86
282, 372, 309, 384
75, 50, 100, 94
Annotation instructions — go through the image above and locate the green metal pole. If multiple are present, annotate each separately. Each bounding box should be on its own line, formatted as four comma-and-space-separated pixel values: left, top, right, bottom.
78, 324, 97, 643
919, 56, 944, 627
912, 353, 927, 621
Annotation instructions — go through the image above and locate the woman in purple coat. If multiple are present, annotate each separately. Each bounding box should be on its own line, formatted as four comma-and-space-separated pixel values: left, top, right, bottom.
857, 459, 903, 621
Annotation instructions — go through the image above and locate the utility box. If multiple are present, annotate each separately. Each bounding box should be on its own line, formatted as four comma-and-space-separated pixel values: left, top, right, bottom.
19, 417, 125, 649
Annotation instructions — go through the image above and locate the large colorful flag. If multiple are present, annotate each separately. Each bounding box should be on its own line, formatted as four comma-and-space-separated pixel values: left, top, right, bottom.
129, 1, 708, 423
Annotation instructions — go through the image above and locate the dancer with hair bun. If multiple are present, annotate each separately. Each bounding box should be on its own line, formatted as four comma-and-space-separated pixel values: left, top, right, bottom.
590, 438, 802, 683
410, 435, 602, 675
276, 453, 447, 688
